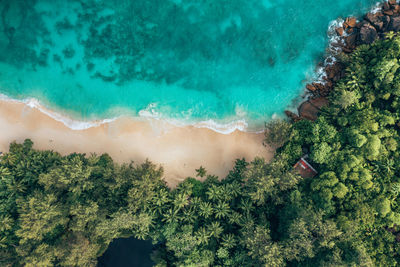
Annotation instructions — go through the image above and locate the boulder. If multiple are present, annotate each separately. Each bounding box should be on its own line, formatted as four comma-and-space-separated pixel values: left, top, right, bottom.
345, 33, 357, 48
394, 5, 400, 14
325, 62, 343, 81
384, 10, 394, 16
365, 12, 384, 31
342, 47, 353, 53
306, 84, 317, 92
389, 15, 400, 31
309, 97, 329, 109
346, 17, 357, 28
383, 15, 392, 30
335, 27, 344, 36
360, 23, 378, 44
298, 101, 319, 121
285, 110, 300, 121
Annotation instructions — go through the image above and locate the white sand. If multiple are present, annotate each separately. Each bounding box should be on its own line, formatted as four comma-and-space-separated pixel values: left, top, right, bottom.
0, 99, 273, 187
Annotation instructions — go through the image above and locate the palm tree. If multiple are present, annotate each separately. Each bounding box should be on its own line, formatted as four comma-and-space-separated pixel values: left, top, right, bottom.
0, 215, 13, 232
196, 227, 210, 245
214, 201, 230, 219
162, 208, 181, 224
208, 221, 223, 238
195, 166, 207, 178
199, 201, 213, 219
239, 198, 254, 214
391, 183, 400, 197
183, 208, 197, 224
228, 211, 241, 225
222, 233, 236, 249
226, 182, 241, 199
4, 177, 26, 197
173, 193, 189, 211
385, 31, 396, 40
0, 167, 11, 179
206, 184, 221, 201
151, 188, 170, 214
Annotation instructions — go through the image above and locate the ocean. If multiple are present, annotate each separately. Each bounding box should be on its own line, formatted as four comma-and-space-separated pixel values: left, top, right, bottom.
0, 0, 379, 132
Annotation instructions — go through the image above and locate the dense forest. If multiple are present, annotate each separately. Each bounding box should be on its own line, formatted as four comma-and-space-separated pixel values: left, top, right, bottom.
2, 32, 400, 267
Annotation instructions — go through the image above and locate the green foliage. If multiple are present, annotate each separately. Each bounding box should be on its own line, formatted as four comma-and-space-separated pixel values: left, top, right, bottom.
264, 118, 292, 148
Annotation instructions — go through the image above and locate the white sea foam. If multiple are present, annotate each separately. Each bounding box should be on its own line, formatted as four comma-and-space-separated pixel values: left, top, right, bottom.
0, 94, 260, 134
0, 94, 116, 130
371, 1, 383, 14
193, 119, 249, 134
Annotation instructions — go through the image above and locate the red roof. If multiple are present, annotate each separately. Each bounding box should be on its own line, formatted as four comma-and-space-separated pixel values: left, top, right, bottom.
294, 158, 317, 178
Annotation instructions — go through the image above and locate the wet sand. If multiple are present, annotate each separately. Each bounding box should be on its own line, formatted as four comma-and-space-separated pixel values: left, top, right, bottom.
0, 99, 272, 187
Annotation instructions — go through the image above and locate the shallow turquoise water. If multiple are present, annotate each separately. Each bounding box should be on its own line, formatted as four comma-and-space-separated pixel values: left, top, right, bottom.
0, 0, 379, 130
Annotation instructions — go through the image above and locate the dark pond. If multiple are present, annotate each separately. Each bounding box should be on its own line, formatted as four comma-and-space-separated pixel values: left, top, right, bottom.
98, 238, 154, 267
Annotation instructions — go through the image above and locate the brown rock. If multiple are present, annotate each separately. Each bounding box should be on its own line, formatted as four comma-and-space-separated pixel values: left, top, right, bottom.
389, 15, 400, 31
384, 2, 391, 10
360, 23, 378, 44
342, 47, 353, 53
309, 97, 329, 109
383, 15, 391, 28
365, 12, 384, 31
285, 110, 300, 121
389, 0, 397, 6
356, 22, 364, 28
347, 27, 354, 34
306, 84, 317, 92
314, 83, 325, 91
345, 33, 357, 48
325, 62, 343, 81
384, 10, 394, 16
394, 5, 400, 13
331, 42, 343, 48
346, 17, 357, 28
298, 101, 319, 121
335, 27, 344, 36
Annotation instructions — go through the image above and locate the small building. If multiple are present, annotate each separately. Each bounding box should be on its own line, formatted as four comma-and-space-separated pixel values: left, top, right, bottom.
294, 156, 318, 178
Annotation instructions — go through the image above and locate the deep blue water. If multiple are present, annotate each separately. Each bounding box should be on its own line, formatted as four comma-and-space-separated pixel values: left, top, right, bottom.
0, 0, 379, 130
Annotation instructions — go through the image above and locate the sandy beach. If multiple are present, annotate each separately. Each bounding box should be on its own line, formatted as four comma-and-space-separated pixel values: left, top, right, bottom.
0, 99, 272, 187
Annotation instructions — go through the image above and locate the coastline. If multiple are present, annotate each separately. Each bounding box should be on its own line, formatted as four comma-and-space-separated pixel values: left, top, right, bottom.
288, 0, 390, 122
0, 98, 271, 187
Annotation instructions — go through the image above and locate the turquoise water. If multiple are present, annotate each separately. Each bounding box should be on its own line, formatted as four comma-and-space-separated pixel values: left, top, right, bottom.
0, 0, 379, 131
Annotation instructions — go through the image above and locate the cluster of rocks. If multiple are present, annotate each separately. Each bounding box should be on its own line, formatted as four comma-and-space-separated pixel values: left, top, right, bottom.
286, 0, 400, 122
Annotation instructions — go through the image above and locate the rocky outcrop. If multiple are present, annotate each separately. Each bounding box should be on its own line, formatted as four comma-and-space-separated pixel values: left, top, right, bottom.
389, 15, 400, 31
287, 1, 400, 122
345, 33, 358, 49
360, 22, 378, 44
285, 110, 300, 122
343, 17, 357, 29
298, 97, 329, 121
365, 12, 384, 31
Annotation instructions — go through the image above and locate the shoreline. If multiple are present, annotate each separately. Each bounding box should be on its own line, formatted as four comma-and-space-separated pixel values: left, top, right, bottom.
287, 0, 389, 122
0, 93, 261, 134
0, 99, 271, 187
